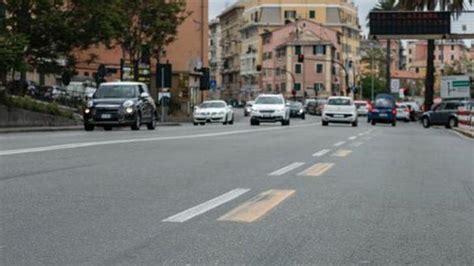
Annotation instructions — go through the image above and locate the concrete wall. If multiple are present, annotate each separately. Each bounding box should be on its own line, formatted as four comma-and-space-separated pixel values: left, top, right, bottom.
0, 105, 80, 128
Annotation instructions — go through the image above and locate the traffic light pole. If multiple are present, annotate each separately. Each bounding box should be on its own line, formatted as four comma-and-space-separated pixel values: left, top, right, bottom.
161, 68, 165, 123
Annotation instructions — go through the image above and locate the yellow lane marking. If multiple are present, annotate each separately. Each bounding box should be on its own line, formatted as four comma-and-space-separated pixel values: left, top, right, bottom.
218, 190, 295, 223
299, 163, 334, 177
331, 149, 352, 157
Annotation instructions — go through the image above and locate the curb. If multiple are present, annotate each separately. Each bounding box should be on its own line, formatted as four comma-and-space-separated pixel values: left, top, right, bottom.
0, 126, 82, 134
452, 127, 474, 139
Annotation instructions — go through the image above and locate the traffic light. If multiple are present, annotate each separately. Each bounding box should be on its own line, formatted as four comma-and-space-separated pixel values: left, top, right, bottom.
348, 60, 353, 68
298, 54, 305, 63
199, 67, 210, 90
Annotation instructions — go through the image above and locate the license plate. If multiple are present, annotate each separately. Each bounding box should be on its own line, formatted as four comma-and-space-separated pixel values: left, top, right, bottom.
101, 114, 111, 119
380, 113, 388, 117
263, 114, 272, 117
334, 114, 344, 118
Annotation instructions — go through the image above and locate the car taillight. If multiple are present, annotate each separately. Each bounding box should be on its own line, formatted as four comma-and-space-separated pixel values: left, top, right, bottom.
392, 109, 397, 115
368, 104, 373, 112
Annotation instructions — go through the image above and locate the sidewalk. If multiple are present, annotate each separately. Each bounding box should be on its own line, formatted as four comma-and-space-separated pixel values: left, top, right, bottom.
0, 122, 182, 134
452, 127, 474, 139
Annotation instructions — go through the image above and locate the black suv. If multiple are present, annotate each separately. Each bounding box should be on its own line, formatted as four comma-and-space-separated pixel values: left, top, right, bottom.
421, 100, 472, 129
83, 82, 157, 131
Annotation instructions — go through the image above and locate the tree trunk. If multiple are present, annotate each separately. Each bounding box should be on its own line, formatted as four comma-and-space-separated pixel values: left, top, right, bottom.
425, 39, 435, 111
385, 39, 391, 93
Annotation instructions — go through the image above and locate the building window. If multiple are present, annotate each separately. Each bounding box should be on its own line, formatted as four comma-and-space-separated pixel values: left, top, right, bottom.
409, 58, 412, 63
409, 49, 412, 55
415, 68, 419, 73
295, 63, 302, 74
294, 83, 301, 91
266, 84, 272, 92
314, 83, 324, 92
439, 55, 443, 61
295, 45, 302, 55
313, 45, 325, 55
451, 45, 454, 50
451, 54, 455, 60
309, 10, 316, 19
281, 82, 286, 92
316, 64, 324, 74
84, 72, 90, 77
332, 66, 336, 75
284, 10, 296, 19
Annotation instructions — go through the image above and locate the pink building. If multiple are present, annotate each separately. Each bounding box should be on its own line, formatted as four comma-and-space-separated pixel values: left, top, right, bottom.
261, 20, 343, 98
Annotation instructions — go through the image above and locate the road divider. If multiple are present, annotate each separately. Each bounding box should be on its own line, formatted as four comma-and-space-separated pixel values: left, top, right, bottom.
162, 188, 250, 223
312, 149, 331, 157
218, 190, 295, 223
331, 150, 352, 157
268, 162, 305, 176
299, 163, 334, 177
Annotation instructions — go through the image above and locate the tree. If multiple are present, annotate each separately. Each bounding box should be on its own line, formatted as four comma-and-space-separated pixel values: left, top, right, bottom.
368, 0, 398, 93
398, 0, 473, 110
360, 74, 386, 100
0, 33, 27, 84
360, 44, 387, 79
3, 0, 125, 83
116, 0, 190, 65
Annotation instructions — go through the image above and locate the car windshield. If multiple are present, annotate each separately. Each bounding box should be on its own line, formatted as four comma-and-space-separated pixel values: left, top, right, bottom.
375, 98, 395, 108
289, 102, 302, 108
94, 85, 138, 99
200, 102, 225, 108
328, 98, 351, 106
255, 97, 284, 105
355, 103, 366, 108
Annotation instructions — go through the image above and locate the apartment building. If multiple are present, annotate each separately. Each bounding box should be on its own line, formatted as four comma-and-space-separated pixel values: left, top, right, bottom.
261, 20, 342, 98
209, 18, 222, 98
238, 0, 361, 98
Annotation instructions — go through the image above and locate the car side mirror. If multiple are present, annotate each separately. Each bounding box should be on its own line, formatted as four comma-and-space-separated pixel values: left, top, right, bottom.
140, 92, 149, 99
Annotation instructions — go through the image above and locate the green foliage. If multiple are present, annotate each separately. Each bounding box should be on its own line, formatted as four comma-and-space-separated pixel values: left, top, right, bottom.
360, 75, 386, 100
360, 47, 387, 79
0, 91, 75, 118
0, 33, 28, 75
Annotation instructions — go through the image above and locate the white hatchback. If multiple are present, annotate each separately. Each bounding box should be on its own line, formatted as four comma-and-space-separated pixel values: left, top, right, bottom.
322, 97, 358, 127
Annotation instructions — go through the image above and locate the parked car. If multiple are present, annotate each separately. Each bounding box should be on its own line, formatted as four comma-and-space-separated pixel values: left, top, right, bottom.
396, 103, 411, 122
304, 99, 316, 111
306, 101, 318, 115
421, 100, 471, 129
370, 94, 397, 126
288, 101, 305, 119
250, 94, 290, 126
193, 100, 234, 125
322, 96, 358, 127
402, 101, 422, 121
38, 86, 67, 101
354, 100, 369, 116
244, 101, 254, 117
83, 82, 157, 131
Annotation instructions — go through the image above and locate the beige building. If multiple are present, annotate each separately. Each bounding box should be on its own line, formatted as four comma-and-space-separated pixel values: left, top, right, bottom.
238, 0, 361, 98
209, 18, 222, 99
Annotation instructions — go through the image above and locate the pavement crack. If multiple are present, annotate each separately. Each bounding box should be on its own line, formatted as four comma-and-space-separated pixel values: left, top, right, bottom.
0, 163, 96, 181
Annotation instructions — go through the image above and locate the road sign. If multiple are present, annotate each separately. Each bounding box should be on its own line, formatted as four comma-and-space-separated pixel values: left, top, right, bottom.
210, 80, 217, 90
441, 76, 471, 99
158, 92, 171, 101
391, 79, 400, 93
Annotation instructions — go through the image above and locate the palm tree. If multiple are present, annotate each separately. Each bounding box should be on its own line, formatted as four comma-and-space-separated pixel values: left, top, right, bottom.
398, 0, 473, 110
367, 0, 398, 93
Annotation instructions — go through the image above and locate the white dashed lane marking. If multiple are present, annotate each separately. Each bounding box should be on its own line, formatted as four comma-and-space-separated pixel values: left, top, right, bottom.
348, 136, 357, 140
268, 162, 305, 176
334, 141, 346, 147
312, 149, 331, 157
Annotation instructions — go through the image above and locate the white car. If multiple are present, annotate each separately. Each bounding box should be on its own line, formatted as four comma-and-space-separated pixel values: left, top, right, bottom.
396, 103, 411, 122
354, 100, 369, 116
193, 100, 234, 125
322, 96, 358, 127
250, 94, 290, 126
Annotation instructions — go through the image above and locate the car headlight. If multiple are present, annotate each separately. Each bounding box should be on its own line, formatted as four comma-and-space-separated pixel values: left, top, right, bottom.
277, 108, 285, 112
125, 107, 134, 114
299, 109, 303, 114
86, 101, 94, 108
84, 108, 91, 114
218, 111, 225, 115
123, 100, 134, 108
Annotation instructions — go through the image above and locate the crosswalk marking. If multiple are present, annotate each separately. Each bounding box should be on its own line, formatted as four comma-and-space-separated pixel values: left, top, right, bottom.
331, 149, 352, 157
312, 149, 331, 157
334, 141, 346, 147
218, 190, 295, 223
348, 136, 357, 140
268, 162, 305, 176
163, 188, 250, 223
299, 163, 335, 177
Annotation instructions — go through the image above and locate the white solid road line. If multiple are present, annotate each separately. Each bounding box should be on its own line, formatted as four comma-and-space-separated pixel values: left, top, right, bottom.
268, 162, 305, 176
312, 149, 331, 157
348, 136, 357, 140
0, 123, 319, 157
334, 141, 346, 147
162, 188, 250, 223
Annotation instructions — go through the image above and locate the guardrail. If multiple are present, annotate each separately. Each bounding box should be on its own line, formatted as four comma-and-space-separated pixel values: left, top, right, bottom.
458, 106, 474, 132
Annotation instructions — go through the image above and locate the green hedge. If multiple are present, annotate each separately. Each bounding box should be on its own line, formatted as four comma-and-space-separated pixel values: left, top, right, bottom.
0, 91, 75, 119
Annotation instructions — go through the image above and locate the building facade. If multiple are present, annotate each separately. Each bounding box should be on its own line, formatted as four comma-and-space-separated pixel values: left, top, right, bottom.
209, 18, 222, 99
261, 20, 342, 98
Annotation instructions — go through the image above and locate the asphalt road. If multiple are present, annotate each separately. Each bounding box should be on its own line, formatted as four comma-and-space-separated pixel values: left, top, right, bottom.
1, 110, 473, 265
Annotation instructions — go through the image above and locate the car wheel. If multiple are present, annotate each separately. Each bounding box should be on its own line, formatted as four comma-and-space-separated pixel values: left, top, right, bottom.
147, 113, 156, 130
131, 114, 141, 131
103, 126, 112, 131
223, 116, 228, 125
422, 117, 430, 128
229, 115, 234, 125
301, 114, 305, 120
447, 117, 457, 129
392, 121, 396, 127
193, 122, 199, 126
200, 122, 205, 126
84, 123, 94, 131
352, 120, 358, 127
322, 120, 328, 126
371, 121, 376, 126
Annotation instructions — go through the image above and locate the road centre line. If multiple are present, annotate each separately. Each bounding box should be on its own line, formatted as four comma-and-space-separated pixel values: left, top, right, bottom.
312, 149, 331, 157
162, 188, 250, 223
218, 190, 295, 223
334, 141, 346, 147
298, 163, 335, 177
268, 162, 305, 176
0, 123, 318, 156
